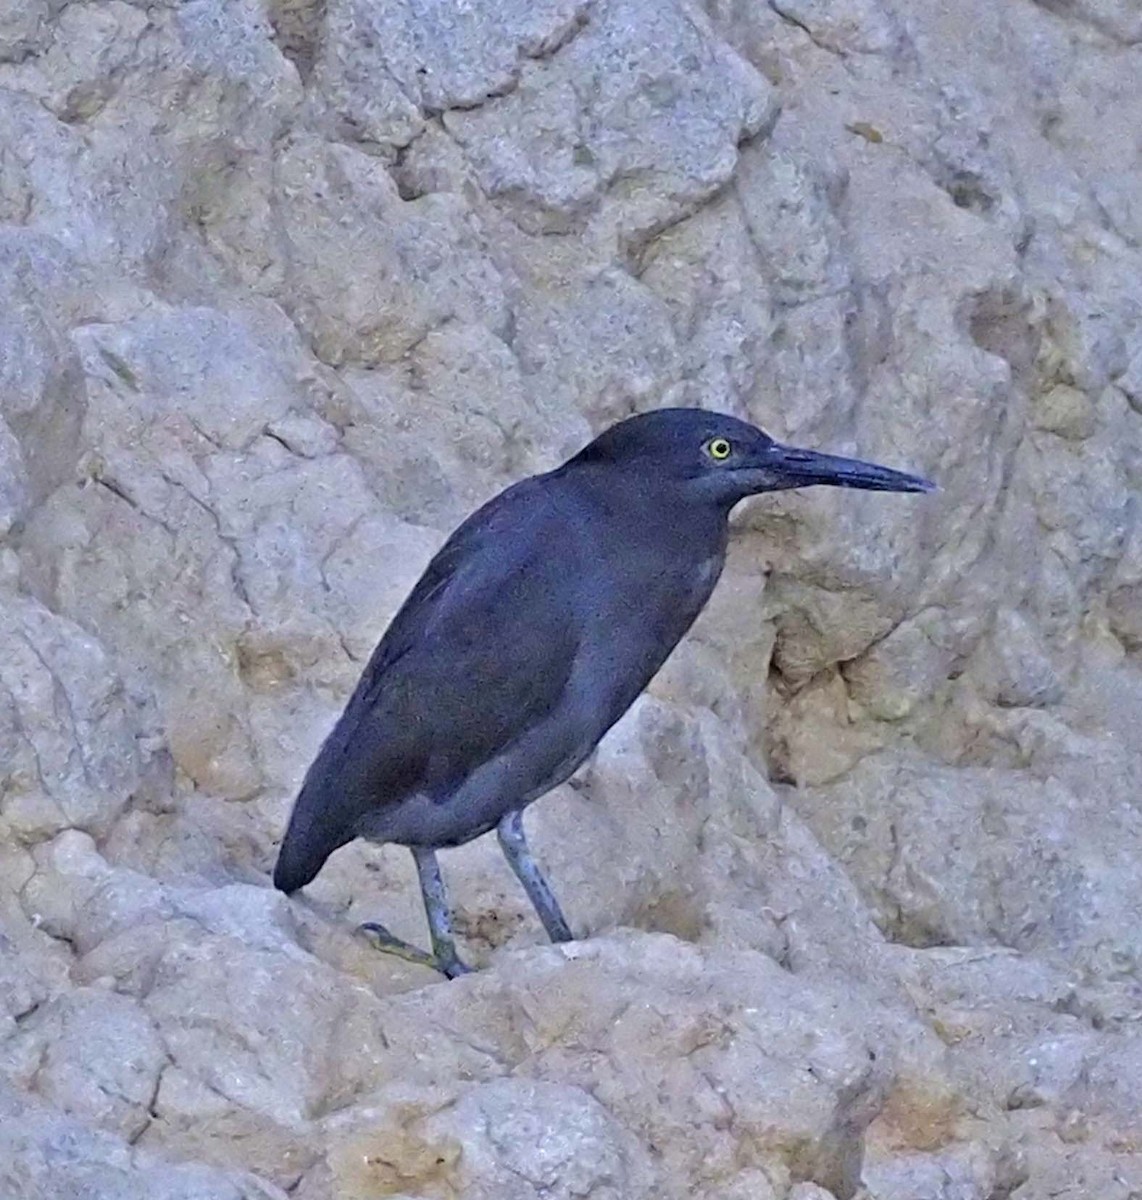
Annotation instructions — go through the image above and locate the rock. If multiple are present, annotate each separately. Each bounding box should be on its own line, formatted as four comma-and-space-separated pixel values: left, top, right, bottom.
340, 321, 589, 527
443, 0, 776, 237
315, 0, 589, 121
769, 0, 905, 56
842, 608, 963, 723
794, 752, 1142, 984
0, 231, 90, 512
327, 1078, 655, 1200
272, 136, 508, 366
0, 0, 53, 63
1106, 508, 1142, 649
862, 1140, 1020, 1200
511, 267, 682, 430
1033, 0, 1142, 45
0, 1078, 289, 1199
3, 987, 166, 1142
0, 596, 154, 843
972, 607, 1063, 709
0, 0, 300, 276
1032, 383, 1096, 440
305, 932, 896, 1198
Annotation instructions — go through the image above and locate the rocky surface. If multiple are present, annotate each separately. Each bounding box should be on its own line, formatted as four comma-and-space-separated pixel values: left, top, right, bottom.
0, 0, 1140, 1196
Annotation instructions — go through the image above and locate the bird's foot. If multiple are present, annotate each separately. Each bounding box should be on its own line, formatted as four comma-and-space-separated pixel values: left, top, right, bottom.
358, 921, 472, 979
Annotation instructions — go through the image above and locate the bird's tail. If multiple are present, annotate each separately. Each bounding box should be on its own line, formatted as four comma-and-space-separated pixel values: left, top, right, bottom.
272, 770, 355, 894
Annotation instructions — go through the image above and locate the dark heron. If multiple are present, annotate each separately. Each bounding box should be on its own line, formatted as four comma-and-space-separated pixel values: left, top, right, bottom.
274, 408, 933, 976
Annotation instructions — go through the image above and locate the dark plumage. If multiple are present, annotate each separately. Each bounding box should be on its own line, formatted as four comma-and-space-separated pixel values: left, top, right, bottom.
274, 408, 933, 976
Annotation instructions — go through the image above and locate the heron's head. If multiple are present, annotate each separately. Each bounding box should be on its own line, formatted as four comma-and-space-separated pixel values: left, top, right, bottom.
570, 408, 935, 510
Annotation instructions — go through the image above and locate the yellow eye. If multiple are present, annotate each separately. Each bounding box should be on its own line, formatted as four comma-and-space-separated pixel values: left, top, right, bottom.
706, 437, 732, 461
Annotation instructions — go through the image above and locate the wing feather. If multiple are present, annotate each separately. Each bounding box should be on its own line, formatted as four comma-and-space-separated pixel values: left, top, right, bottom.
274, 477, 578, 889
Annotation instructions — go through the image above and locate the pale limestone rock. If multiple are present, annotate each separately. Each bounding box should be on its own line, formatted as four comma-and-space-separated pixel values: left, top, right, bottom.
790, 1187, 839, 1200
0, 836, 70, 1033
0, 1078, 289, 1199
1121, 347, 1142, 413
769, 0, 905, 56
862, 1139, 1020, 1200
639, 191, 776, 415
711, 1170, 787, 1200
735, 146, 850, 307
1035, 0, 1142, 45
843, 608, 962, 723
1012, 1142, 1142, 1200
443, 0, 776, 236
0, 232, 89, 509
273, 136, 508, 367
472, 934, 892, 1196
340, 321, 590, 527
144, 941, 370, 1127
512, 266, 683, 429
300, 932, 895, 1198
972, 608, 1063, 708
316, 0, 588, 122
1032, 383, 1096, 440
0, 597, 151, 843
328, 1078, 655, 1200
73, 306, 301, 450
0, 0, 300, 288
1107, 510, 1142, 649
0, 0, 53, 62
0, 417, 27, 536
5, 987, 166, 1142
796, 753, 1142, 983
21, 829, 127, 945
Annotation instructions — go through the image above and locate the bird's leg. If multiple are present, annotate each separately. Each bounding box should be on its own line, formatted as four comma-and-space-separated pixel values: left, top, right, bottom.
496, 810, 573, 943
359, 848, 471, 979
359, 920, 450, 975
412, 846, 471, 978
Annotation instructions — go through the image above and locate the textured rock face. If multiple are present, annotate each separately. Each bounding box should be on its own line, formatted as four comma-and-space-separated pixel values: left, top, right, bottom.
0, 0, 1140, 1197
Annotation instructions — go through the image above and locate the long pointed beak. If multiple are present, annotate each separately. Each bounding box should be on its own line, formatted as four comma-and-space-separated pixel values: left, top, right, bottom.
759, 442, 936, 494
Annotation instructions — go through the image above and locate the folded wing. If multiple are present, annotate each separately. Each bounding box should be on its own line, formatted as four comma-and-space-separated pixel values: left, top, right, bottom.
273, 477, 579, 891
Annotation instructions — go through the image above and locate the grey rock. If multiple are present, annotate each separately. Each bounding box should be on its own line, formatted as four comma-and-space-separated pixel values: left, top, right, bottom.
0, 0, 54, 63
770, 0, 906, 57
1031, 0, 1142, 44
274, 136, 508, 366
327, 1077, 655, 1200
974, 607, 1063, 709
862, 1140, 1019, 1200
0, 1079, 287, 1199
795, 753, 1142, 983
0, 598, 150, 843
0, 232, 89, 513
444, 0, 776, 235
316, 0, 588, 122
306, 932, 894, 1198
4, 987, 166, 1142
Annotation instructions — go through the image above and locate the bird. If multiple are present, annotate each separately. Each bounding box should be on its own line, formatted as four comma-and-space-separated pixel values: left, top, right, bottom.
273, 408, 934, 977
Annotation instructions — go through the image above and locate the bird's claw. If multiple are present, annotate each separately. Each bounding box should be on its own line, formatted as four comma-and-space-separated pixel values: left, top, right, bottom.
358, 921, 472, 979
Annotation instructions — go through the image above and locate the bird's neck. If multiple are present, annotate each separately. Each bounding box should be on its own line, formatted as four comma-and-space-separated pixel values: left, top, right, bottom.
563, 463, 731, 561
